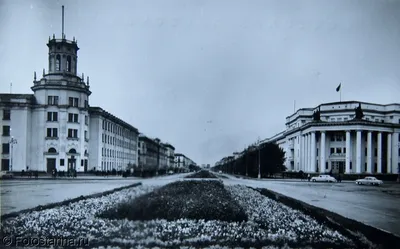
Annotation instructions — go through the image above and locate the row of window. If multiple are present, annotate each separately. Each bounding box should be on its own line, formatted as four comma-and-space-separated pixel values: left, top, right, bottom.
102, 120, 136, 140
47, 96, 88, 108
47, 112, 89, 125
101, 148, 135, 159
101, 133, 135, 149
46, 128, 88, 140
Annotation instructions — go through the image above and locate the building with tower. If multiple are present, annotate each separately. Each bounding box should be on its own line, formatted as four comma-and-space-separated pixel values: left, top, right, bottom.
0, 6, 139, 173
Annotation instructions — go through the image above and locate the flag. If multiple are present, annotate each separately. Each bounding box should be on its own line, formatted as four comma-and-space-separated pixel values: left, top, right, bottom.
336, 83, 341, 92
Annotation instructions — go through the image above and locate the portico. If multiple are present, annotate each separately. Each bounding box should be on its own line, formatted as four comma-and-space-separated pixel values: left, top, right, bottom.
298, 123, 399, 174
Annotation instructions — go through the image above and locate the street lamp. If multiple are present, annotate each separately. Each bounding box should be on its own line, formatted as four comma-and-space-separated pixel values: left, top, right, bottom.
257, 137, 261, 179
9, 136, 17, 172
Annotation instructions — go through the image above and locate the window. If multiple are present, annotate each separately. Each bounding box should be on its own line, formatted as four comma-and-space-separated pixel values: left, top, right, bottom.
84, 100, 88, 108
60, 159, 65, 166
337, 148, 342, 154
48, 96, 59, 105
344, 117, 348, 121
330, 148, 335, 154
68, 97, 79, 107
2, 126, 10, 136
46, 128, 58, 138
68, 113, 79, 123
343, 148, 346, 154
375, 148, 377, 157
66, 56, 71, 72
2, 143, 10, 154
365, 147, 367, 156
1, 159, 10, 171
67, 129, 78, 138
48, 148, 57, 153
84, 131, 88, 140
3, 109, 10, 120
47, 112, 58, 121
85, 115, 89, 125
56, 54, 60, 71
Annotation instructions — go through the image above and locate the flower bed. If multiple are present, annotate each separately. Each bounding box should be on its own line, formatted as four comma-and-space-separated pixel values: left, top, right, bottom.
0, 182, 376, 248
99, 180, 247, 222
185, 170, 218, 179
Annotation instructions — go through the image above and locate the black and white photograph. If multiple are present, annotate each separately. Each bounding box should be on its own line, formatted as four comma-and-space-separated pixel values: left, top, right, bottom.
1, 0, 400, 248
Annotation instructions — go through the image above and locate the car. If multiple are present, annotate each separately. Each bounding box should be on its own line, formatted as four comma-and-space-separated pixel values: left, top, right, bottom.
355, 176, 383, 186
0, 171, 14, 179
168, 170, 174, 175
310, 174, 337, 182
218, 171, 222, 174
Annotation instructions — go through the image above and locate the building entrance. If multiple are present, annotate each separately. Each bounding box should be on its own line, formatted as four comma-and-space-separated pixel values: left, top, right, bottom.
331, 161, 345, 174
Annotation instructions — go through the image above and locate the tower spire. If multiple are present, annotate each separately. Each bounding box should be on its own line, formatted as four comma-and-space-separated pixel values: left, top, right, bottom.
62, 5, 65, 38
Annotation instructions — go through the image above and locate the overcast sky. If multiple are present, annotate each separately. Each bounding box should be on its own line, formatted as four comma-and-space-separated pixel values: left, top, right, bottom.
1, 0, 399, 165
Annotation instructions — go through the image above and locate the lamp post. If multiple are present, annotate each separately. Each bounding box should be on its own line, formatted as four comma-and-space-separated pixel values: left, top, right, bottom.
257, 137, 261, 179
9, 136, 18, 172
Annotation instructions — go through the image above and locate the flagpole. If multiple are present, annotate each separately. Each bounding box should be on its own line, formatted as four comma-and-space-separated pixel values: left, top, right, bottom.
340, 83, 342, 102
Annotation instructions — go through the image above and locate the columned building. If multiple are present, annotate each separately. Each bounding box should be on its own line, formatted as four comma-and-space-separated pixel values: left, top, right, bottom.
265, 101, 400, 174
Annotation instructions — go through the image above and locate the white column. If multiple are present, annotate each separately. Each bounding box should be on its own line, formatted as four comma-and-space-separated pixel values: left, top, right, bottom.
356, 130, 362, 173
307, 134, 311, 172
305, 134, 309, 172
367, 132, 372, 173
320, 131, 326, 173
345, 131, 351, 174
301, 135, 305, 171
387, 133, 392, 173
392, 132, 399, 174
377, 132, 382, 173
311, 131, 316, 172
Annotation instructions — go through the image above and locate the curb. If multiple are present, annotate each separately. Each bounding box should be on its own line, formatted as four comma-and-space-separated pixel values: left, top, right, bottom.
253, 187, 400, 249
0, 182, 142, 221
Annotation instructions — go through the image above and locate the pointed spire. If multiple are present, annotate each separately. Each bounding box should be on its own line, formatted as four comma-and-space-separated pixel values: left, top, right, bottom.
87, 76, 90, 85
48, 36, 51, 42
34, 71, 36, 81
53, 34, 55, 39
43, 68, 45, 76
82, 73, 84, 82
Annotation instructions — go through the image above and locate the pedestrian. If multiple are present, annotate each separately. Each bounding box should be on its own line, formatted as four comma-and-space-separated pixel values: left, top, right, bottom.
307, 174, 311, 182
338, 174, 342, 183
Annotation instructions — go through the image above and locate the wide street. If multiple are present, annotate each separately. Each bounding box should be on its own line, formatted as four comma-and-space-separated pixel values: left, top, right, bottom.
2, 173, 400, 238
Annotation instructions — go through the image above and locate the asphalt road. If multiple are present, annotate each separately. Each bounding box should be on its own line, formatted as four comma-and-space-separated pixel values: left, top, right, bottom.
223, 176, 400, 237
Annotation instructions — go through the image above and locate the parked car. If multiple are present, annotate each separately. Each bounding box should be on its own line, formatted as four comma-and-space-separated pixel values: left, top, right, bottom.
168, 170, 174, 175
310, 174, 337, 182
218, 170, 222, 174
355, 176, 383, 186
0, 171, 14, 179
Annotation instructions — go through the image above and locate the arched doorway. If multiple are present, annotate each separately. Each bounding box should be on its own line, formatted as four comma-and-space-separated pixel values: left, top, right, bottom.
68, 148, 77, 172
46, 147, 57, 174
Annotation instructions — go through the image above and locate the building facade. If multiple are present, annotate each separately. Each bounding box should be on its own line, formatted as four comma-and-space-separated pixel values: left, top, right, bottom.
264, 101, 400, 174
174, 153, 195, 170
88, 107, 139, 172
163, 143, 175, 169
0, 32, 140, 173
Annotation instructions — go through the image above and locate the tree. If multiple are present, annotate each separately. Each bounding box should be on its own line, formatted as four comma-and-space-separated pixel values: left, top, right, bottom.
259, 142, 286, 176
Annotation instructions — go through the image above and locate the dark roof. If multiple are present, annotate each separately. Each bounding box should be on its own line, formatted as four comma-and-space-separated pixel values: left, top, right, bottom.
89, 106, 139, 133
0, 94, 37, 106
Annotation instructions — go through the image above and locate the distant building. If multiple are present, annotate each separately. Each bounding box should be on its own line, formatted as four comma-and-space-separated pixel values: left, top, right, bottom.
163, 143, 175, 169
174, 153, 195, 170
138, 135, 173, 172
0, 19, 139, 173
263, 101, 400, 174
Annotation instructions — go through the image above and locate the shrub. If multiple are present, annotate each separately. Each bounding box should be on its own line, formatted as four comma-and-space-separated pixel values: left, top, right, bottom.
99, 180, 247, 222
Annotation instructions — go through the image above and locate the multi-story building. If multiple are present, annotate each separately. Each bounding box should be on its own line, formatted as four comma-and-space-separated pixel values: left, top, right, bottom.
174, 153, 196, 170
88, 107, 139, 172
163, 143, 175, 169
0, 16, 140, 173
263, 101, 400, 174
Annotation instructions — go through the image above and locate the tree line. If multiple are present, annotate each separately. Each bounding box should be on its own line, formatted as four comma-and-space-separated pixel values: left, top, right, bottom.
212, 142, 286, 178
